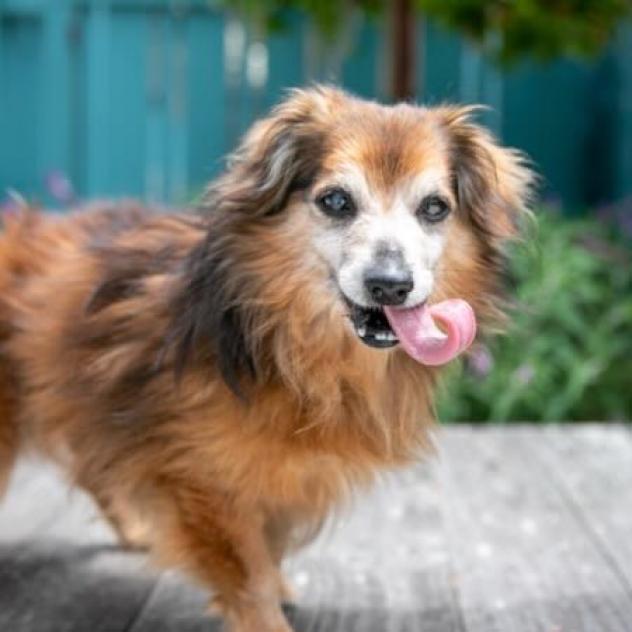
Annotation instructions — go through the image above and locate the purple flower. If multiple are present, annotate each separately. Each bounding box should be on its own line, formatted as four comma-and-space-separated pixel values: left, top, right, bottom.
620, 207, 632, 238
45, 170, 75, 204
1, 190, 27, 216
541, 197, 563, 215
595, 196, 632, 239
514, 364, 535, 386
1, 199, 19, 216
467, 344, 494, 378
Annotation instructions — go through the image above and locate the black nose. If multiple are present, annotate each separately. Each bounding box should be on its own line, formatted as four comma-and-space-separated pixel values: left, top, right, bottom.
364, 271, 414, 306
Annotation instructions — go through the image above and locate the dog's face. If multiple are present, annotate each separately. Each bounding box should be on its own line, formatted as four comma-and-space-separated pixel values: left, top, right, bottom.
305, 111, 458, 348
205, 87, 532, 356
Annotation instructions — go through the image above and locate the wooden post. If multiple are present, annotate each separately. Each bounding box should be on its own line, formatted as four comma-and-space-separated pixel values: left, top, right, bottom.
390, 0, 415, 101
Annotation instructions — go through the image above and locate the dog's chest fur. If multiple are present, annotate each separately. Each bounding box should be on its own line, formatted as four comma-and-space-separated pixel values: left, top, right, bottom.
165, 373, 431, 521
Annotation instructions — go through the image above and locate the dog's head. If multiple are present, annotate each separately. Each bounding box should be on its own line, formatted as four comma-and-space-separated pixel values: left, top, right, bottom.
174, 87, 533, 391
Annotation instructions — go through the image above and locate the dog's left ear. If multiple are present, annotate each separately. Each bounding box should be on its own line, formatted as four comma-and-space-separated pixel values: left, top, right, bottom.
204, 86, 344, 217
437, 107, 535, 241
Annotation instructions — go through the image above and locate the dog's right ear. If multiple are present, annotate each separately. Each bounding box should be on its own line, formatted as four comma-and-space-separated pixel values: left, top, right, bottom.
435, 106, 534, 243
166, 87, 346, 394
203, 86, 344, 217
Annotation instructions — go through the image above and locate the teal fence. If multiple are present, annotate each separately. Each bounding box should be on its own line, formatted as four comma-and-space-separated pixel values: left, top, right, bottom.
1, 1, 631, 211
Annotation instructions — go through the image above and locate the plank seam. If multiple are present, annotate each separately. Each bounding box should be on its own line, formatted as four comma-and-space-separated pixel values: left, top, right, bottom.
120, 571, 163, 632
434, 449, 477, 632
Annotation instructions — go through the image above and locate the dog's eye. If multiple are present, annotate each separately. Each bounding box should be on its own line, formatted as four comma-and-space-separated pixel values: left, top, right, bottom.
316, 189, 356, 219
417, 195, 451, 223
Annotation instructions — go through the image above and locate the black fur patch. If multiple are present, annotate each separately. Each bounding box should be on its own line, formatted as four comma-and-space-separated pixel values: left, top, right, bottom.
166, 233, 256, 398
105, 361, 163, 423
85, 245, 178, 315
85, 276, 141, 315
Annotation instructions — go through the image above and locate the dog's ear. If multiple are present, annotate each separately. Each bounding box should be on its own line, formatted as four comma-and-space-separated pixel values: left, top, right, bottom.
437, 107, 535, 242
167, 87, 346, 395
203, 86, 344, 217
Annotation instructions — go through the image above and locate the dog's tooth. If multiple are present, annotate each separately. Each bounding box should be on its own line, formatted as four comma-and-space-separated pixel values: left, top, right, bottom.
358, 326, 367, 337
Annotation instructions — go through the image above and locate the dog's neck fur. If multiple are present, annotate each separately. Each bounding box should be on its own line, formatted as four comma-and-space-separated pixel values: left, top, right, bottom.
263, 301, 436, 461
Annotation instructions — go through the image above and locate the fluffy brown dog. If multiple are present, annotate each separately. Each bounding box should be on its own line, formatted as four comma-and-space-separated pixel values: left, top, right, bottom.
0, 87, 532, 631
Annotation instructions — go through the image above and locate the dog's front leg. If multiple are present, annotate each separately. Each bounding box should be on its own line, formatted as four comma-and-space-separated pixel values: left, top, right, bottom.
158, 479, 293, 632
264, 511, 299, 606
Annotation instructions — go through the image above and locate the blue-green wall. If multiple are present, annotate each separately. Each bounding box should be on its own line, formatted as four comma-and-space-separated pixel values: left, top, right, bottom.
1, 1, 630, 211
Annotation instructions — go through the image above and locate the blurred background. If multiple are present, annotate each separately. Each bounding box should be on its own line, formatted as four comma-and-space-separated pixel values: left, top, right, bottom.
0, 0, 630, 422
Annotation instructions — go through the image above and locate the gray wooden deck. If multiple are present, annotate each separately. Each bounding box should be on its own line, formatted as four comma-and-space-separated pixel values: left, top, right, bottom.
1, 425, 631, 632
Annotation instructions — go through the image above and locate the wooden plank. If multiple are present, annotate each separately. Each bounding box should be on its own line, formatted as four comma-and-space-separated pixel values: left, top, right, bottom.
341, 15, 380, 100
184, 12, 225, 188
85, 2, 111, 196
0, 458, 157, 632
284, 461, 465, 632
0, 458, 79, 541
0, 542, 155, 632
144, 11, 168, 202
0, 13, 3, 125
0, 13, 43, 197
458, 40, 482, 106
0, 0, 47, 14
438, 425, 632, 632
166, 14, 188, 204
518, 425, 632, 595
106, 8, 146, 198
126, 570, 216, 632
39, 1, 72, 193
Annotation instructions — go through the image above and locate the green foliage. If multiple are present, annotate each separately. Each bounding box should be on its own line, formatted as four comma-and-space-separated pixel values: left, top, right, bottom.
219, 0, 382, 38
221, 0, 630, 61
416, 0, 631, 63
437, 211, 632, 422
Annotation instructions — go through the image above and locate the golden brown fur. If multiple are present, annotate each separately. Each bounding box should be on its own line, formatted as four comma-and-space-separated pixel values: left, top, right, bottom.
0, 87, 532, 631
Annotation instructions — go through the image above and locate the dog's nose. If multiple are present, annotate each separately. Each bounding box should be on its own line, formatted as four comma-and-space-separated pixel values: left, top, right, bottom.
364, 271, 414, 306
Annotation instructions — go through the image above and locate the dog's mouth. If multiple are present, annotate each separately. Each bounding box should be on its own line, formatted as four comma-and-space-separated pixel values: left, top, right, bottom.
343, 297, 399, 349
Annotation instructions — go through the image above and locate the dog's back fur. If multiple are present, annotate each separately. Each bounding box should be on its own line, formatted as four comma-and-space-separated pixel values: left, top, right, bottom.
0, 204, 198, 489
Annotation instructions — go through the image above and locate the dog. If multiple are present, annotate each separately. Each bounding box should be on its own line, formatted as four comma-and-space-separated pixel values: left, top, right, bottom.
0, 86, 532, 631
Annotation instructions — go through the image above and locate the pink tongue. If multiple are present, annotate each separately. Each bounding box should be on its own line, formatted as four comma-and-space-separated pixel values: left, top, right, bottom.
384, 299, 476, 366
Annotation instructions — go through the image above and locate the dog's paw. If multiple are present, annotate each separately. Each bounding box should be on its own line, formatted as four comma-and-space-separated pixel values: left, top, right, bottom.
222, 600, 294, 632
208, 594, 227, 617
278, 576, 297, 606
